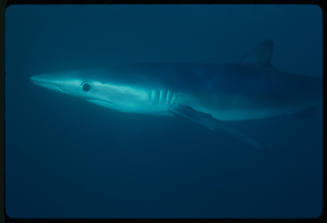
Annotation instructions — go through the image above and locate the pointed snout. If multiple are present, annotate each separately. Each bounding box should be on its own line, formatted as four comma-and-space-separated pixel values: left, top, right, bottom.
30, 74, 52, 85
30, 74, 64, 92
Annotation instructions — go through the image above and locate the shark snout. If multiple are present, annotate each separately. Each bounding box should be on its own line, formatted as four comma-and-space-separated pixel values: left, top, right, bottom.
31, 74, 53, 83
30, 74, 64, 93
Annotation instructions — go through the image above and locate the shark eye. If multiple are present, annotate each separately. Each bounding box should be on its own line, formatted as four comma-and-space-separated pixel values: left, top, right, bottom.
82, 83, 91, 92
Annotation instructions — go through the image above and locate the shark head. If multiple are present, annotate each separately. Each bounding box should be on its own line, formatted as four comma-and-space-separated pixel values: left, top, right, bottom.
31, 73, 88, 97
30, 72, 176, 115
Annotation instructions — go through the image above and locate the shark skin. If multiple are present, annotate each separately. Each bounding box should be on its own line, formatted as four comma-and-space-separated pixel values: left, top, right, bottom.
30, 40, 322, 149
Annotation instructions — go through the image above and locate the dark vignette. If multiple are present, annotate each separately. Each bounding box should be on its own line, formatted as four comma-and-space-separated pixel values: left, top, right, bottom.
0, 0, 326, 223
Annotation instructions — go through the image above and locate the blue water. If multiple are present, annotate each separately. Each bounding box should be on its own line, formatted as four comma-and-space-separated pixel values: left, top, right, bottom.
5, 4, 323, 219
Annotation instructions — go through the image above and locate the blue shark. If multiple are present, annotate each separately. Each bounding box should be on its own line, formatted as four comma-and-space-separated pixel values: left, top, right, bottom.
30, 40, 322, 149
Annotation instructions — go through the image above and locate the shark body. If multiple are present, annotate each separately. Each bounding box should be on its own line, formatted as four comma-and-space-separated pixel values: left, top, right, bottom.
30, 41, 322, 148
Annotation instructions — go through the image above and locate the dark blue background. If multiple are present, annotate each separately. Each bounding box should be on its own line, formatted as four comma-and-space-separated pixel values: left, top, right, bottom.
5, 4, 323, 218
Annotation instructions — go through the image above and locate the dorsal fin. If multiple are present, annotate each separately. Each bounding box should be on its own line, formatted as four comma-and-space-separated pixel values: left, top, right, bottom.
239, 40, 274, 66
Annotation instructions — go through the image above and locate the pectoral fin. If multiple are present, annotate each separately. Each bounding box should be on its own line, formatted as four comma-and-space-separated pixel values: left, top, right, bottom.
88, 99, 113, 109
170, 105, 217, 130
170, 105, 261, 150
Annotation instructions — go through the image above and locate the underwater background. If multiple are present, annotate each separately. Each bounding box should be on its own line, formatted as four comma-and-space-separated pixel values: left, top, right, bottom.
5, 4, 323, 218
